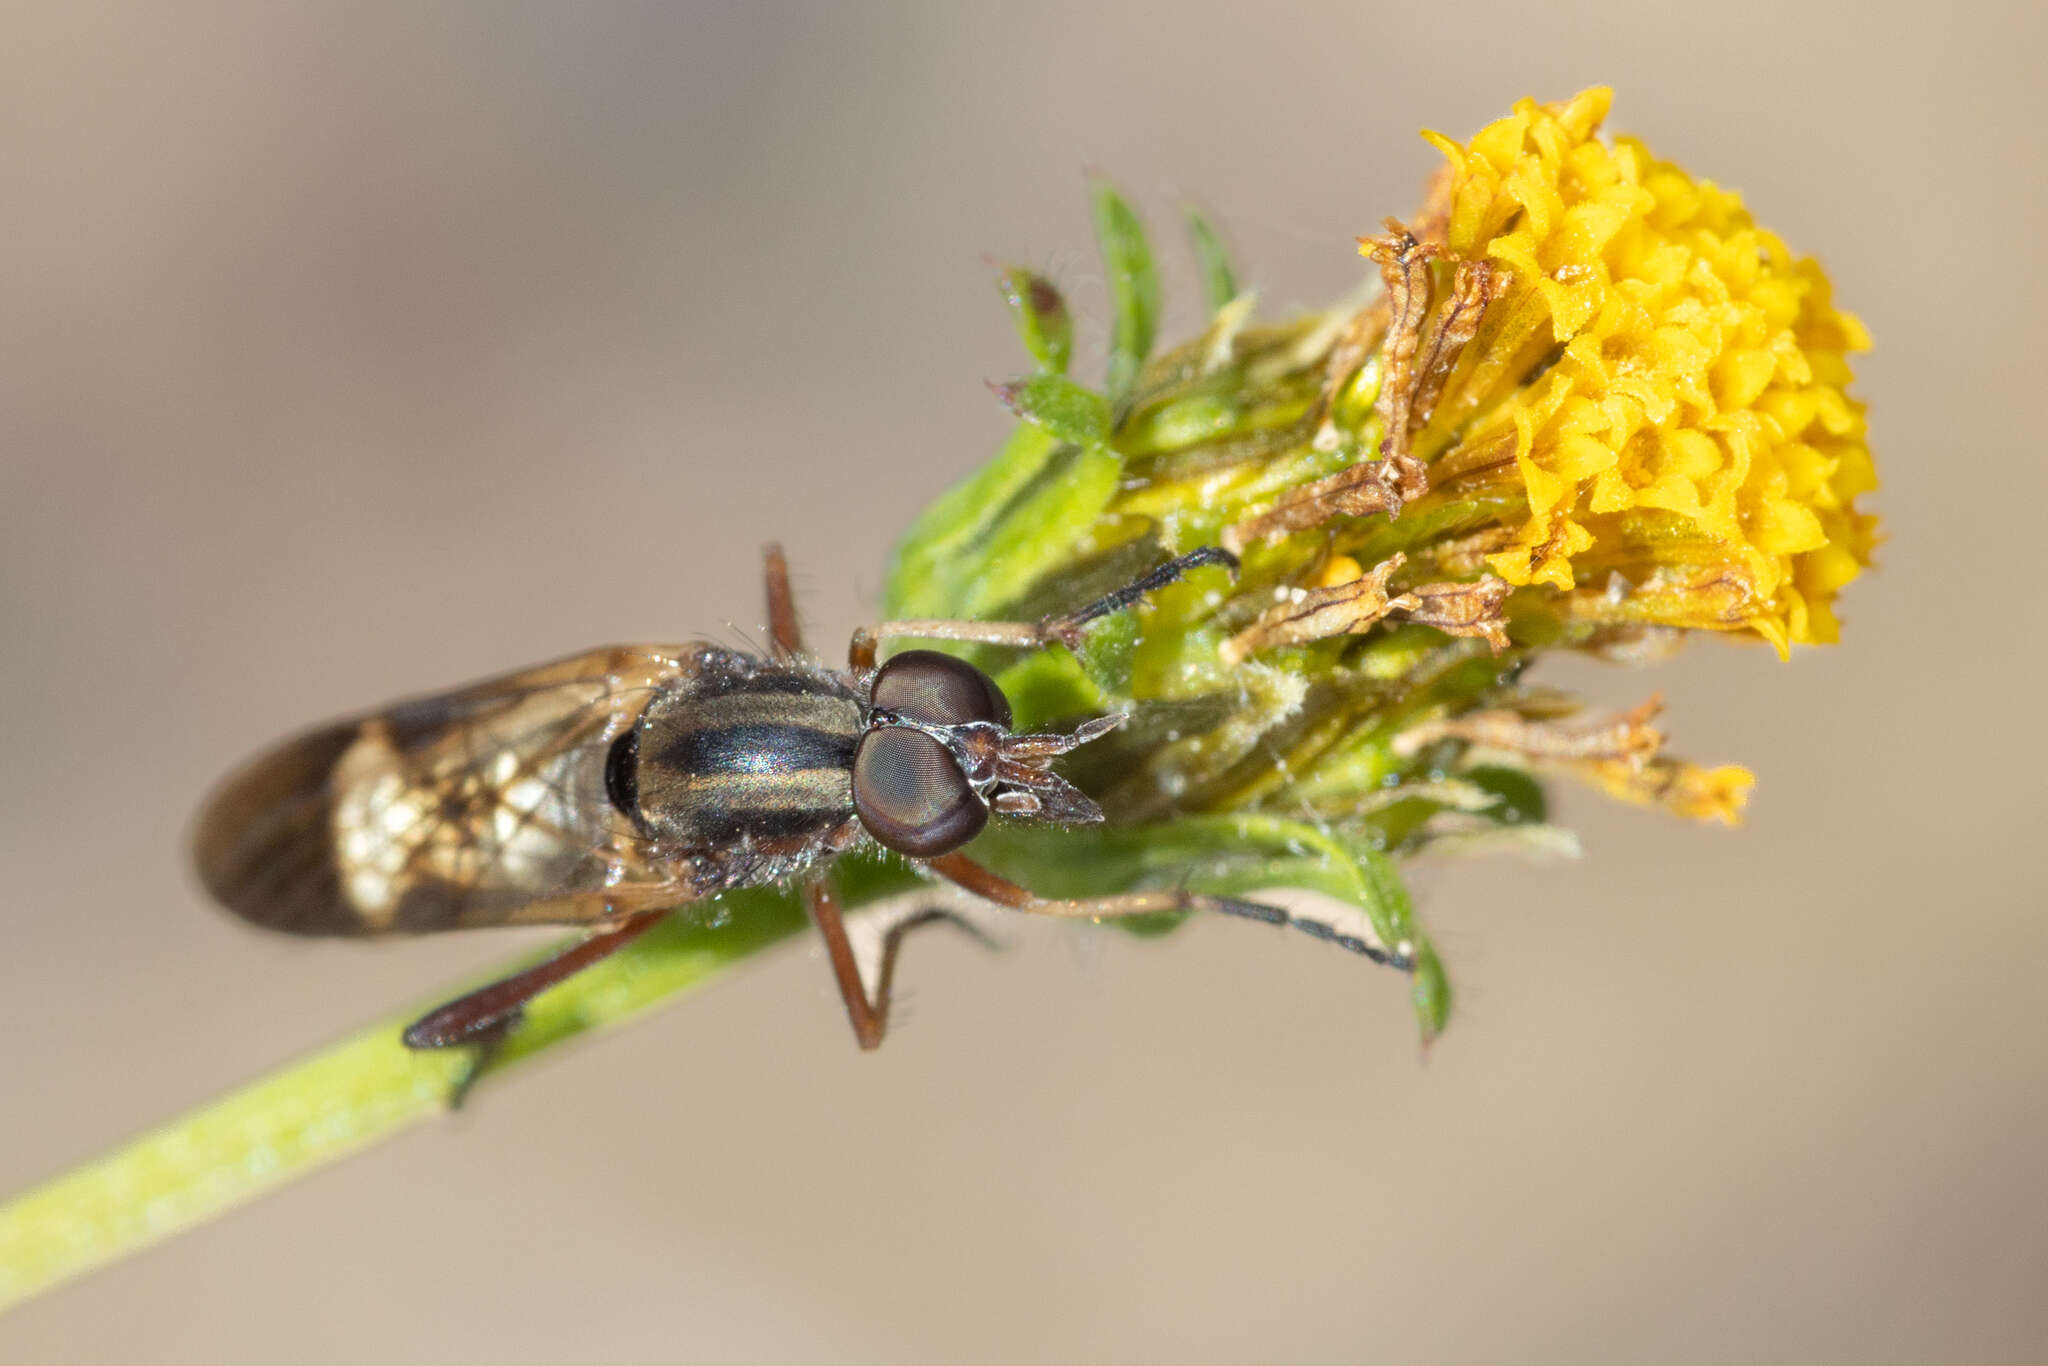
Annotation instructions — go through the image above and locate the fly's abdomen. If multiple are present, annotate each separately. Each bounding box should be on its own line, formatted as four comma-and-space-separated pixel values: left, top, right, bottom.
629, 664, 861, 860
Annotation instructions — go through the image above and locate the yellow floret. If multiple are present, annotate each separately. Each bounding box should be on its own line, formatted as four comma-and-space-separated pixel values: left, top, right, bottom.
1417, 88, 1876, 653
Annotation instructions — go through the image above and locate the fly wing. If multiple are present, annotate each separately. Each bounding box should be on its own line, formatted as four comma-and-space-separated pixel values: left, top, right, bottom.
193, 645, 706, 936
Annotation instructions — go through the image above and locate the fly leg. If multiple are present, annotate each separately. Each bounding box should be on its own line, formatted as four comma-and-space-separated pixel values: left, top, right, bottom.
763, 541, 805, 658
847, 546, 1238, 671
923, 852, 1414, 969
402, 909, 670, 1105
804, 878, 998, 1051
445, 1013, 518, 1111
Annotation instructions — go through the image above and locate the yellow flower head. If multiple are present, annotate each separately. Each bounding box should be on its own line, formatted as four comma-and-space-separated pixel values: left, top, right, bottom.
1415, 88, 1877, 653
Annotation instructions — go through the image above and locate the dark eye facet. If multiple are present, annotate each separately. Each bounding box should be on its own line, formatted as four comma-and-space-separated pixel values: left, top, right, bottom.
870, 650, 1012, 729
852, 727, 987, 857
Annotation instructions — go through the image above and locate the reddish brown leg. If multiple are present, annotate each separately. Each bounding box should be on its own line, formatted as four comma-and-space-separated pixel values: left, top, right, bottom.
804, 878, 989, 1051
924, 853, 1411, 968
402, 909, 670, 1050
763, 542, 804, 658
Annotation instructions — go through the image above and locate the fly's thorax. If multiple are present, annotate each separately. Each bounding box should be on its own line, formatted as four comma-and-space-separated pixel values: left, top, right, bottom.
622, 657, 862, 857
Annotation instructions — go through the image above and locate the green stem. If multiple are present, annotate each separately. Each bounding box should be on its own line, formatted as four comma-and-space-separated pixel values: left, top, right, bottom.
0, 895, 814, 1314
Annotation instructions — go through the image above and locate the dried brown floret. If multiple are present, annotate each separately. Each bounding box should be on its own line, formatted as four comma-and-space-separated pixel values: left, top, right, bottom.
1219, 554, 1512, 663
1409, 258, 1508, 432
1394, 695, 1666, 763
1223, 224, 1507, 555
1221, 454, 1408, 554
1362, 221, 1443, 502
1219, 555, 1407, 664
1399, 575, 1513, 654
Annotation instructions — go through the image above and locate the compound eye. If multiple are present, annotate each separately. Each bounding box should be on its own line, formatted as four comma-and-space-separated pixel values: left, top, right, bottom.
852, 727, 988, 858
870, 650, 1012, 729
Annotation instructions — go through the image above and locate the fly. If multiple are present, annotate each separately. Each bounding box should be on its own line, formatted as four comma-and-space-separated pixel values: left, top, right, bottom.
193, 545, 1407, 1074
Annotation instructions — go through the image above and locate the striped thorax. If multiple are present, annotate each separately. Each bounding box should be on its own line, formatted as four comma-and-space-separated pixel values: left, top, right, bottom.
622, 652, 863, 872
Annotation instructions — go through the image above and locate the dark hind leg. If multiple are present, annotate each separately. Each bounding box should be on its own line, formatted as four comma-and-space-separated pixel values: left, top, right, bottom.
402, 910, 670, 1103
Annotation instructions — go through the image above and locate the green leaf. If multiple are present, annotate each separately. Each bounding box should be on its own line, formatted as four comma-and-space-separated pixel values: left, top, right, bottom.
996, 266, 1072, 375
1091, 179, 1160, 407
883, 428, 1123, 626
1073, 606, 1141, 697
1185, 207, 1238, 313
1464, 764, 1548, 826
991, 646, 1107, 731
955, 442, 1122, 619
885, 423, 1062, 619
1409, 942, 1452, 1044
990, 374, 1111, 447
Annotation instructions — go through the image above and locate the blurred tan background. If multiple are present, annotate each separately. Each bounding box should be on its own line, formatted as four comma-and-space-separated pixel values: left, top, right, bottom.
3, 3, 2042, 1362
